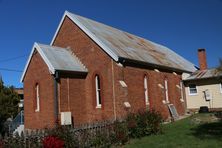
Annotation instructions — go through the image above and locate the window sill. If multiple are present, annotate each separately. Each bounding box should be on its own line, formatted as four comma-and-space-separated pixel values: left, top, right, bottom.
189, 93, 198, 96
96, 106, 102, 109
180, 99, 184, 102
162, 100, 170, 104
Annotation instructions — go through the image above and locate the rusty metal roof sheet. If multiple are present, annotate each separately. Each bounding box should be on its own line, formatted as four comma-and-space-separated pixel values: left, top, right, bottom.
20, 43, 88, 82
185, 68, 222, 81
65, 11, 196, 72
37, 43, 88, 73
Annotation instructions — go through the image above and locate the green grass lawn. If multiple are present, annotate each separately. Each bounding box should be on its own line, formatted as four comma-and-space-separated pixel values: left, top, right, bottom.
125, 113, 222, 148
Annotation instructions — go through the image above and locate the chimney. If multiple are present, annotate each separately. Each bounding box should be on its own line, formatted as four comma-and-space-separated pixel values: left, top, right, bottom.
198, 48, 207, 70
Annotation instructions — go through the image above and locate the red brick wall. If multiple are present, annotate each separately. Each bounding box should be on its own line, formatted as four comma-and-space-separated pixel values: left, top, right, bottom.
198, 49, 207, 70
52, 16, 185, 123
53, 17, 116, 125
24, 51, 55, 129
117, 65, 185, 119
24, 16, 186, 129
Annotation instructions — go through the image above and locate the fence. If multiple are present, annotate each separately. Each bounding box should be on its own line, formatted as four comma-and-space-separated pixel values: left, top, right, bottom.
4, 120, 117, 148
9, 110, 24, 133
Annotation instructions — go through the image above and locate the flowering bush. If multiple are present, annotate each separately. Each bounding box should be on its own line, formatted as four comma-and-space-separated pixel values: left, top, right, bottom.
42, 136, 64, 148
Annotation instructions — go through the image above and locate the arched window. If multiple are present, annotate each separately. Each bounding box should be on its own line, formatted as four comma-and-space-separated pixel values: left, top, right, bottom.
164, 79, 169, 103
35, 83, 40, 112
95, 75, 102, 108
144, 75, 149, 105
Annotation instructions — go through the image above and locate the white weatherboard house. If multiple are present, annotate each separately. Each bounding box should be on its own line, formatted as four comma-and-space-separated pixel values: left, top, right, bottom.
183, 49, 222, 111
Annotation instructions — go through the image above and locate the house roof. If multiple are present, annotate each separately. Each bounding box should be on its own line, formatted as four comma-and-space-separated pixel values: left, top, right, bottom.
184, 68, 222, 81
20, 43, 88, 82
51, 11, 197, 73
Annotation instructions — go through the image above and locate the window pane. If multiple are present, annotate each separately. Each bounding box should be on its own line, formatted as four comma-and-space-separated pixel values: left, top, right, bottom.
98, 90, 101, 105
189, 84, 197, 94
35, 84, 40, 112
165, 80, 169, 102
144, 76, 148, 104
95, 75, 102, 107
97, 75, 101, 90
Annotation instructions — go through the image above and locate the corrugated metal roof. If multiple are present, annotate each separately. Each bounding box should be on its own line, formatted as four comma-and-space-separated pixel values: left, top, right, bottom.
66, 11, 196, 72
38, 43, 88, 73
185, 68, 222, 81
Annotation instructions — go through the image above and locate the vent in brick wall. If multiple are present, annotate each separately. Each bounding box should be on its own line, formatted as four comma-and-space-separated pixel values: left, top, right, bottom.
124, 102, 131, 108
119, 80, 127, 88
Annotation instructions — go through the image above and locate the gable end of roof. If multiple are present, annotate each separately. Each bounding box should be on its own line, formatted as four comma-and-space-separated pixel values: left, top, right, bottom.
20, 43, 56, 82
20, 43, 88, 82
50, 11, 119, 62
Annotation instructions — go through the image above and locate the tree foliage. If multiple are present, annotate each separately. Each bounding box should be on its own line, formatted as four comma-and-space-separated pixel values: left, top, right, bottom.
217, 58, 222, 72
0, 77, 20, 135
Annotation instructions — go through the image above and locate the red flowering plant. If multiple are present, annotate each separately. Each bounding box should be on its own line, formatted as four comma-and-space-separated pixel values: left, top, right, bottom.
42, 135, 64, 148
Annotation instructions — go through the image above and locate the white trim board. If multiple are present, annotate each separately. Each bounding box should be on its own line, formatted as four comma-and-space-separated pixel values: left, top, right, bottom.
20, 43, 56, 82
220, 83, 222, 93
50, 11, 119, 62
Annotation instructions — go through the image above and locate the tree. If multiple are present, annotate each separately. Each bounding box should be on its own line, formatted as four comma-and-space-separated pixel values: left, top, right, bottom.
217, 58, 222, 72
0, 76, 20, 135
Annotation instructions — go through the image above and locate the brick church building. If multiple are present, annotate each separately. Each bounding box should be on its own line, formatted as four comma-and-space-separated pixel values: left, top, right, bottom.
21, 11, 196, 129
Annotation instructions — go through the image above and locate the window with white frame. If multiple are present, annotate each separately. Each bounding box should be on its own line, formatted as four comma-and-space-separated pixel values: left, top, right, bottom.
144, 76, 149, 105
180, 81, 184, 100
164, 79, 169, 103
188, 84, 197, 95
35, 84, 40, 112
95, 75, 102, 108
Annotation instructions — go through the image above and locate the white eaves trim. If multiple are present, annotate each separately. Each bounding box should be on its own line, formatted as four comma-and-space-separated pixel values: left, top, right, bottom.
20, 43, 55, 82
50, 11, 119, 62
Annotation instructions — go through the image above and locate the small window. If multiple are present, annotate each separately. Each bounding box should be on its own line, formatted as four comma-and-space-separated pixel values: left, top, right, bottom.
35, 84, 40, 112
189, 84, 197, 95
144, 76, 149, 105
95, 75, 102, 108
220, 83, 222, 93
164, 79, 169, 103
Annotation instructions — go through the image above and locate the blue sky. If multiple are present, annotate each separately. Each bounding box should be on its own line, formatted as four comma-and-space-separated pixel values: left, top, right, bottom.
0, 0, 221, 87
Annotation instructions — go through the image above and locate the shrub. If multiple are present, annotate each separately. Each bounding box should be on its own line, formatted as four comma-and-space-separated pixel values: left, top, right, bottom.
126, 113, 140, 138
1, 109, 163, 147
42, 136, 64, 148
44, 126, 77, 148
91, 130, 111, 147
126, 109, 163, 138
112, 120, 129, 145
147, 110, 163, 134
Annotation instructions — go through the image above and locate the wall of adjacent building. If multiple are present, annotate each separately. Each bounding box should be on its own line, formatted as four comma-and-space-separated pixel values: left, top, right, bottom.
185, 79, 222, 110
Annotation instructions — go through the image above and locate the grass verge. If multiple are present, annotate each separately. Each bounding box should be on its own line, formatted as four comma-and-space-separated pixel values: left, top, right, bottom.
125, 113, 222, 148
